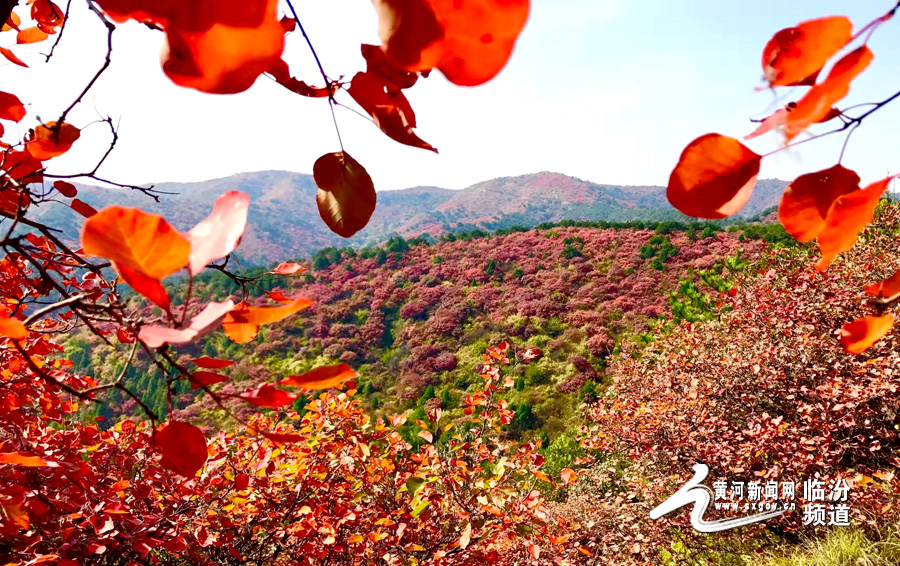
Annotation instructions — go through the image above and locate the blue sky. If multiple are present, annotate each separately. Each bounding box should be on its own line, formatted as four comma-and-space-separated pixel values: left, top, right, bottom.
4, 0, 899, 191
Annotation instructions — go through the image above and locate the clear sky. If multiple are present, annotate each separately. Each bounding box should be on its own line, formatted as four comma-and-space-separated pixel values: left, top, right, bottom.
3, 0, 899, 191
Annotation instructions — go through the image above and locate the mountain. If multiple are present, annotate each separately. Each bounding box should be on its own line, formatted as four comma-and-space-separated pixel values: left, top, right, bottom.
29, 170, 788, 265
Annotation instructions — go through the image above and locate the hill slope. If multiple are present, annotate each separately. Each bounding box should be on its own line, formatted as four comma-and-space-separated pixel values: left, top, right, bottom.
30, 171, 787, 264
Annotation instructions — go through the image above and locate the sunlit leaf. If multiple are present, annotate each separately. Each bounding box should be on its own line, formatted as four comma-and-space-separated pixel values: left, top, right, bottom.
190, 371, 228, 389
667, 134, 761, 219
186, 190, 250, 274
267, 58, 330, 98
31, 0, 64, 28
222, 296, 312, 343
866, 269, 900, 304
154, 420, 208, 477
236, 383, 296, 408
840, 314, 893, 355
70, 198, 97, 218
778, 165, 860, 243
271, 262, 306, 275
25, 122, 80, 159
278, 363, 357, 390
0, 47, 28, 67
0, 311, 27, 340
115, 261, 172, 310
16, 26, 48, 44
560, 468, 578, 485
191, 356, 234, 369
53, 180, 77, 198
762, 16, 852, 86
139, 300, 235, 348
0, 91, 26, 122
0, 452, 56, 467
815, 175, 892, 271
313, 151, 377, 238
784, 46, 872, 141
348, 71, 437, 152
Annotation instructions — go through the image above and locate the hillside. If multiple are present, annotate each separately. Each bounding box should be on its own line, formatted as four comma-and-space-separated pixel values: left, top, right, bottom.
72, 220, 783, 437
30, 171, 788, 264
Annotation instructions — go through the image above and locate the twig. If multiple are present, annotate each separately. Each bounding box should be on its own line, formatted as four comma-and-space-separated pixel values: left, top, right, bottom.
44, 0, 73, 62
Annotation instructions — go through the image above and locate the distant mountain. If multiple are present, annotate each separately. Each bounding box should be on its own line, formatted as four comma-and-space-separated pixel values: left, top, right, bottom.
29, 171, 788, 265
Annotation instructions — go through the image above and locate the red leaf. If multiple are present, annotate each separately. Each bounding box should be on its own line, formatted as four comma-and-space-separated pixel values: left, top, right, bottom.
784, 46, 872, 141
260, 430, 302, 444
0, 91, 26, 122
190, 371, 228, 389
53, 180, 77, 198
560, 468, 578, 485
233, 473, 250, 490
313, 151, 377, 238
25, 121, 80, 159
155, 421, 208, 477
116, 327, 135, 344
265, 290, 292, 303
271, 262, 306, 275
190, 356, 235, 369
267, 58, 330, 97
186, 190, 250, 274
840, 314, 893, 355
361, 43, 418, 89
278, 364, 357, 390
237, 383, 296, 408
115, 261, 172, 310
70, 199, 97, 218
0, 311, 27, 340
348, 71, 437, 152
762, 16, 852, 87
667, 134, 761, 219
139, 300, 235, 348
32, 0, 64, 28
778, 165, 860, 243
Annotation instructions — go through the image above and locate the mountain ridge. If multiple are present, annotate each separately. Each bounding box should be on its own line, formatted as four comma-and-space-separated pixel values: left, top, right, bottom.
31, 170, 789, 265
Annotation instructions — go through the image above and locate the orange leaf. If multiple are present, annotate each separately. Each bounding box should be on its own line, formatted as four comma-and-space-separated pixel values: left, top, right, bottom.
186, 190, 250, 274
271, 262, 306, 275
1, 150, 42, 187
191, 356, 234, 369
265, 290, 292, 303
0, 189, 30, 218
154, 420, 208, 477
25, 122, 81, 159
190, 371, 228, 389
260, 430, 303, 444
222, 296, 313, 344
667, 134, 761, 219
0, 500, 28, 529
784, 46, 872, 141
361, 43, 418, 89
762, 16, 852, 87
70, 198, 97, 218
53, 180, 77, 198
374, 0, 530, 86
0, 47, 28, 67
279, 363, 357, 390
236, 383, 296, 408
0, 451, 55, 467
81, 206, 190, 280
313, 151, 377, 238
840, 314, 893, 355
16, 26, 49, 44
418, 429, 433, 443
866, 269, 900, 304
115, 262, 171, 310
778, 165, 860, 242
348, 71, 437, 152
139, 300, 235, 348
0, 311, 27, 340
815, 176, 892, 271
0, 91, 26, 122
560, 467, 578, 486
3, 10, 21, 32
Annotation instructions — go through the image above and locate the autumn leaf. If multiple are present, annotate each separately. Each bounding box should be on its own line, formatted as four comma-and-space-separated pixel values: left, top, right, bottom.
374, 0, 531, 86
81, 206, 190, 282
762, 16, 852, 87
667, 134, 762, 219
778, 165, 860, 242
31, 0, 64, 28
154, 420, 208, 477
784, 46, 872, 141
236, 383, 296, 408
815, 175, 892, 271
186, 190, 250, 275
0, 310, 27, 340
191, 356, 235, 369
418, 429, 433, 443
271, 262, 306, 275
260, 430, 303, 444
348, 71, 437, 152
459, 522, 472, 550
0, 451, 56, 467
866, 269, 900, 304
840, 314, 893, 355
16, 26, 49, 44
139, 300, 235, 348
190, 371, 228, 389
53, 180, 77, 198
0, 189, 31, 218
70, 198, 97, 218
25, 122, 80, 159
0, 46, 28, 67
222, 296, 312, 343
313, 152, 377, 238
115, 262, 173, 310
0, 91, 26, 122
560, 468, 578, 485
267, 58, 330, 98
278, 364, 357, 390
